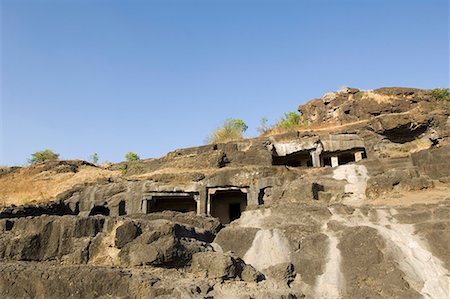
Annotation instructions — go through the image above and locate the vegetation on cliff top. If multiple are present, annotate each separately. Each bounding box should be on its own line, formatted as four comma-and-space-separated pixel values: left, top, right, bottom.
90, 153, 99, 164
208, 118, 248, 144
28, 149, 60, 165
260, 111, 309, 136
276, 112, 302, 130
432, 88, 450, 101
125, 152, 140, 161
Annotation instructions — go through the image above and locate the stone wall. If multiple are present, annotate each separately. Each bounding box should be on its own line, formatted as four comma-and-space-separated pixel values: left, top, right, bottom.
411, 145, 450, 180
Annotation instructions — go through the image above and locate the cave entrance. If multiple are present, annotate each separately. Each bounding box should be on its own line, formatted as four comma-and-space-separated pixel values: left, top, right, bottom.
208, 188, 248, 224
229, 203, 242, 221
89, 206, 110, 216
322, 156, 332, 167
382, 124, 428, 143
338, 152, 356, 165
118, 200, 126, 216
321, 148, 367, 167
272, 151, 313, 167
143, 193, 198, 214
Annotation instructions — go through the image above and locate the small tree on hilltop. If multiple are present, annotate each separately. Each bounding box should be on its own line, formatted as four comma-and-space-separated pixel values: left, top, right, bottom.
125, 152, 140, 161
208, 118, 248, 144
90, 153, 99, 164
276, 112, 301, 130
28, 149, 60, 165
257, 116, 270, 135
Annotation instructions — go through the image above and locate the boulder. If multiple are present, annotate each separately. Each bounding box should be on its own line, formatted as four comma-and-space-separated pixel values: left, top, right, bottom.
191, 251, 264, 282
263, 263, 296, 285
119, 235, 177, 267
0, 214, 219, 268
214, 226, 259, 257
191, 252, 241, 280
118, 220, 216, 267
115, 221, 141, 249
240, 263, 265, 282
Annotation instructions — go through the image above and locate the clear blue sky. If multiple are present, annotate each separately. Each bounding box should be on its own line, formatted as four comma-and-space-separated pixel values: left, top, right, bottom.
1, 0, 449, 166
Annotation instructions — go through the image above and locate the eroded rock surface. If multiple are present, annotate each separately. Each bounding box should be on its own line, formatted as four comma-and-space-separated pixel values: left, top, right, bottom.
216, 203, 450, 298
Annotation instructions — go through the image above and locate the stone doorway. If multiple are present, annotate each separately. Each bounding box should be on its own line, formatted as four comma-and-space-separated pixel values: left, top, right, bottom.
208, 188, 248, 224
142, 193, 198, 214
89, 205, 110, 216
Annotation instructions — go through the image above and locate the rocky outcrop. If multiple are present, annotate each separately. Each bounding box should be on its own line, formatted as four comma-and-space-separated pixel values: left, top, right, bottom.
299, 87, 434, 126
0, 213, 220, 268
299, 87, 450, 156
191, 251, 264, 282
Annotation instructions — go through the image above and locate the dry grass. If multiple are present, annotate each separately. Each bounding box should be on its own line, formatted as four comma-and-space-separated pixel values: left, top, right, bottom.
261, 121, 310, 136
355, 91, 395, 104
0, 164, 119, 207
209, 127, 243, 144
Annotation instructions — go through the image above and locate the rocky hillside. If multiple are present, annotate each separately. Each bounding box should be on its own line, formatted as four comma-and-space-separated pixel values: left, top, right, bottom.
299, 87, 450, 156
0, 160, 119, 207
0, 87, 449, 298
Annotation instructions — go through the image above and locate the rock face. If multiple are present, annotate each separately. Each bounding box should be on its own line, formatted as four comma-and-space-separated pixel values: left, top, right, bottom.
215, 203, 450, 298
300, 87, 435, 127
299, 87, 450, 150
0, 87, 449, 298
0, 213, 220, 267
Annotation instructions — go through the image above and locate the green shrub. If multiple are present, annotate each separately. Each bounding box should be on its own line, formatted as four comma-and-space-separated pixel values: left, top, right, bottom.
209, 118, 248, 144
431, 88, 450, 101
28, 149, 60, 165
276, 112, 301, 130
125, 152, 140, 161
